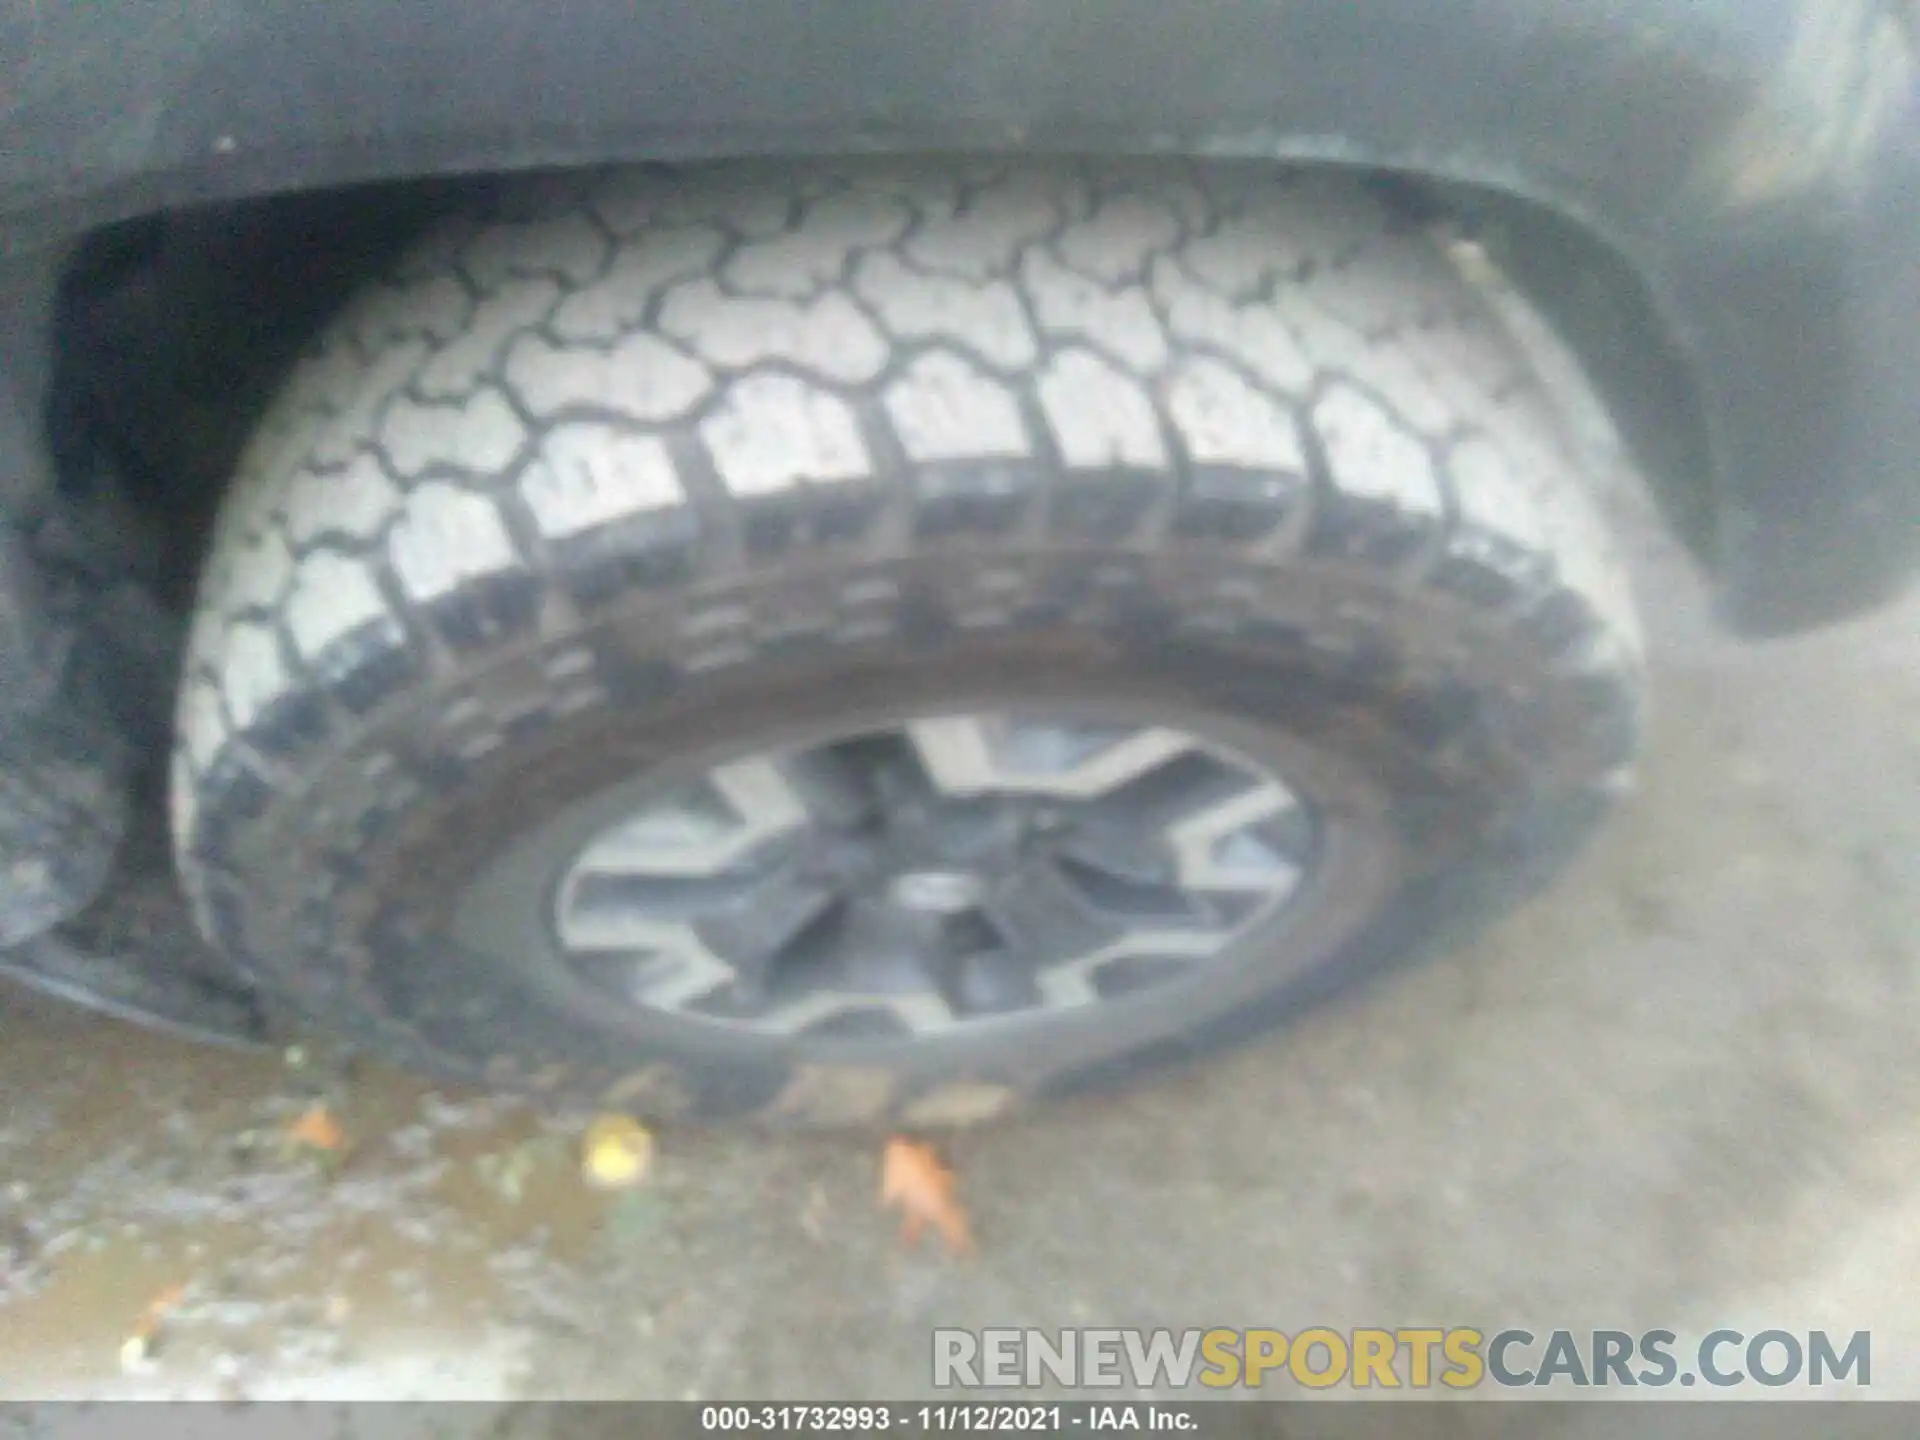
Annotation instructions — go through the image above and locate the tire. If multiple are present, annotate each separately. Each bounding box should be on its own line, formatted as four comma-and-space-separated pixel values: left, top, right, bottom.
172, 162, 1645, 1128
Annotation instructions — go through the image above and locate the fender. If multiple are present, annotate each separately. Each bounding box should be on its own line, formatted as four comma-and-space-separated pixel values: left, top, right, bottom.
2, 0, 1916, 625
2, 0, 1914, 628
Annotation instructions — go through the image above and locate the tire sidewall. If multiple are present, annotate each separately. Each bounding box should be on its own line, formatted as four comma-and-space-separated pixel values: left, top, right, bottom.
197, 544, 1608, 1125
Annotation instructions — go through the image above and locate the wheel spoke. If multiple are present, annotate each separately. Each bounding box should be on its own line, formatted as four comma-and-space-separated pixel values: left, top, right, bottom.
1001, 725, 1194, 799
1053, 816, 1175, 887
748, 987, 958, 1038
1035, 929, 1221, 1008
552, 712, 1314, 1040
623, 931, 738, 1011
691, 871, 841, 999
567, 788, 739, 880
908, 716, 1198, 800
572, 756, 809, 880
555, 881, 714, 952
982, 859, 1125, 967
905, 716, 1002, 796
1167, 783, 1304, 895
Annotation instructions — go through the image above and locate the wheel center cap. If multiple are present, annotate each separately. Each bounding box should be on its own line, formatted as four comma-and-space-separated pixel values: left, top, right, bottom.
886, 869, 987, 915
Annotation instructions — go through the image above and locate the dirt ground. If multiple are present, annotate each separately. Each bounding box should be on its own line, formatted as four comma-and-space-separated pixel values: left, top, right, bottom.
2, 497, 1917, 1417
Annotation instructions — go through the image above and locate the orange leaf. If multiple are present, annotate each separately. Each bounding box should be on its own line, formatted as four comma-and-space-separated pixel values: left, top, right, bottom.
134, 1283, 186, 1337
124, 1281, 186, 1369
287, 1105, 346, 1153
880, 1137, 973, 1256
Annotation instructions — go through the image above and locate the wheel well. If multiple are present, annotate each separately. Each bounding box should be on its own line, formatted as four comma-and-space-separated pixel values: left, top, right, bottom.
48, 178, 471, 609
44, 159, 1718, 622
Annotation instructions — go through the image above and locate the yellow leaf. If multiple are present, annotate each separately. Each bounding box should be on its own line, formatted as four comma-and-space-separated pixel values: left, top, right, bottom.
580, 1114, 654, 1190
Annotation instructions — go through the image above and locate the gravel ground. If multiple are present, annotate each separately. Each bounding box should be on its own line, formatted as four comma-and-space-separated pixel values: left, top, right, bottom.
1, 497, 1917, 1422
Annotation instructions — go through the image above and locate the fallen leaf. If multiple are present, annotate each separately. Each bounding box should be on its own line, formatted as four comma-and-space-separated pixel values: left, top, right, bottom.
580, 1114, 654, 1191
121, 1283, 186, 1373
139, 1283, 186, 1327
118, 1335, 155, 1376
286, 1105, 346, 1153
880, 1137, 973, 1255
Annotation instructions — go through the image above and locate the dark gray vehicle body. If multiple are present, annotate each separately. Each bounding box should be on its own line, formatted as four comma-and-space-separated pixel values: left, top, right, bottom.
1, 0, 1916, 1039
